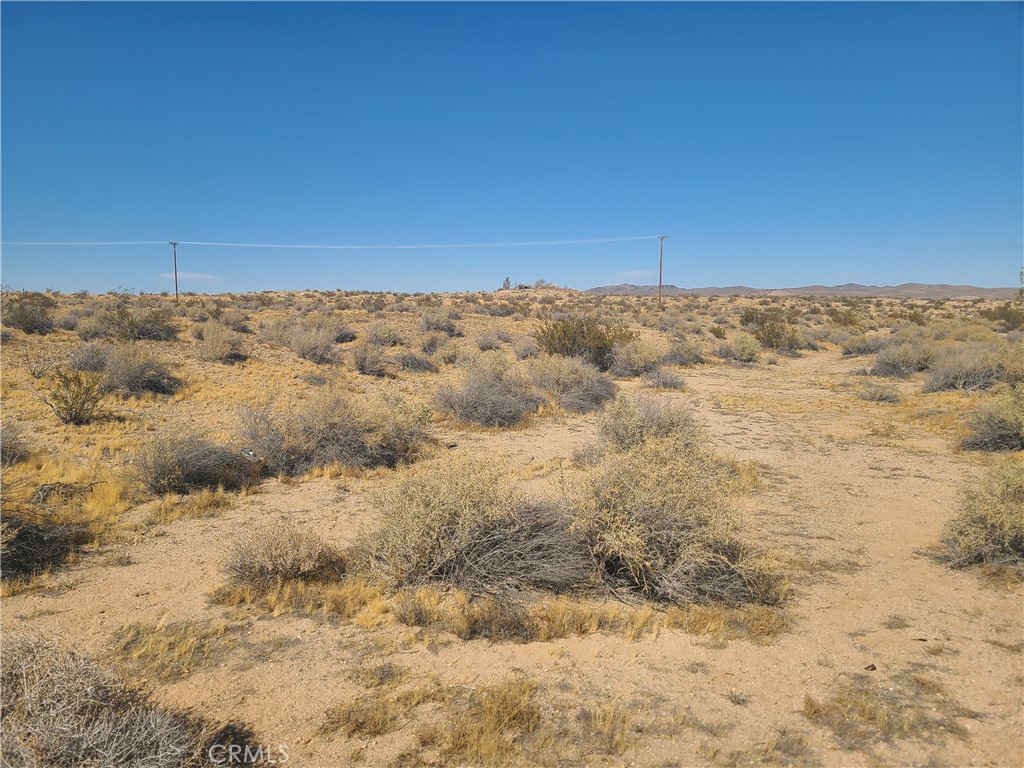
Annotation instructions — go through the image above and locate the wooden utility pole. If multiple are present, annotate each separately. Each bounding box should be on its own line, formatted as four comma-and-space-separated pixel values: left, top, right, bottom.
658, 235, 668, 306
169, 241, 179, 302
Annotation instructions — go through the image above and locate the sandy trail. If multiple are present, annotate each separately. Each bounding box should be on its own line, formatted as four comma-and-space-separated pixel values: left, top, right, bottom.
4, 350, 1022, 767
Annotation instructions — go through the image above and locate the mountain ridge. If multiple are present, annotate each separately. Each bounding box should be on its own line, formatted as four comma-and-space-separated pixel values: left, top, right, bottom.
583, 283, 1019, 299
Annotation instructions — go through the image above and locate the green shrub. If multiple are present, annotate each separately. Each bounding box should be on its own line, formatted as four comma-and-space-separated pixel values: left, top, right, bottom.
1, 290, 56, 334
35, 369, 106, 425
938, 460, 1024, 574
534, 317, 635, 371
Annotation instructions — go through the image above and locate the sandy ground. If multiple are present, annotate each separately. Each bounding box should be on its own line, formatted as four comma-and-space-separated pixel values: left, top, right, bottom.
4, 349, 1022, 767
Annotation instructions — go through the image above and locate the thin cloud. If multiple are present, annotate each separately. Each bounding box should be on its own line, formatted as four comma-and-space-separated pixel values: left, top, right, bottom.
159, 272, 222, 281
612, 270, 655, 281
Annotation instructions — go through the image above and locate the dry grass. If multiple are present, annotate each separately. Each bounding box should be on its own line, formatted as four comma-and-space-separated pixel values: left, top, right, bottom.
211, 574, 385, 620
664, 603, 790, 643
802, 667, 978, 751
112, 618, 237, 681
143, 488, 232, 525
321, 690, 404, 738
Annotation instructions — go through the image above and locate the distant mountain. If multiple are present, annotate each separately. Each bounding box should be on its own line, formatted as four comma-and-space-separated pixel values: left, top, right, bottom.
584, 283, 1019, 300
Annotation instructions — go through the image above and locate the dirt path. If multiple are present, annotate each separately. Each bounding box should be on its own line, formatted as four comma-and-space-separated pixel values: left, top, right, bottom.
4, 350, 1022, 767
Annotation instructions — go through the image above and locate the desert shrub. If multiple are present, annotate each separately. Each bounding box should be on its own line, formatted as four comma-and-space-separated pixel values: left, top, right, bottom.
433, 341, 464, 366
1, 419, 30, 467
289, 325, 336, 364
356, 456, 591, 596
419, 332, 448, 355
477, 331, 503, 351
980, 301, 1024, 331
527, 355, 615, 413
219, 308, 252, 333
717, 332, 762, 363
961, 387, 1024, 452
419, 308, 460, 336
842, 334, 892, 356
256, 316, 294, 346
101, 345, 181, 396
70, 342, 111, 372
512, 337, 539, 360
366, 322, 403, 347
133, 432, 260, 494
86, 306, 179, 342
352, 341, 389, 376
870, 343, 934, 377
598, 395, 697, 452
534, 317, 635, 371
709, 324, 728, 340
937, 460, 1024, 574
920, 344, 1000, 393
739, 307, 803, 351
0, 290, 56, 335
239, 392, 432, 475
663, 338, 705, 366
571, 436, 785, 605
397, 352, 437, 373
435, 356, 543, 427
1, 635, 242, 768
199, 323, 245, 362
858, 384, 901, 403
1, 509, 89, 581
223, 522, 345, 588
609, 338, 663, 377
643, 368, 686, 390
35, 369, 106, 425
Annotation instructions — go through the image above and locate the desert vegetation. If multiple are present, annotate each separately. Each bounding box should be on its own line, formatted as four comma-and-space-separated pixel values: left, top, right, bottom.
2, 286, 1021, 766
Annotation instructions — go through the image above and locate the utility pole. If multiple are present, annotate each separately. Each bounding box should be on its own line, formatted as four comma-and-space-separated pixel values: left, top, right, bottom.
168, 241, 179, 303
658, 235, 668, 307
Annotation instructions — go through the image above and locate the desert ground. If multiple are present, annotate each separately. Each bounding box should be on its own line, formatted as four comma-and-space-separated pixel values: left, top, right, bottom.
1, 286, 1022, 767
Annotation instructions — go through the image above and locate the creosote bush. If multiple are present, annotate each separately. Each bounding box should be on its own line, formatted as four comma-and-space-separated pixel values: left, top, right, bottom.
1, 635, 248, 768
534, 317, 635, 371
224, 522, 345, 588
35, 368, 106, 425
239, 391, 432, 475
1, 290, 57, 334
356, 455, 591, 597
937, 460, 1024, 575
133, 432, 260, 494
435, 355, 544, 427
572, 435, 785, 606
527, 355, 616, 413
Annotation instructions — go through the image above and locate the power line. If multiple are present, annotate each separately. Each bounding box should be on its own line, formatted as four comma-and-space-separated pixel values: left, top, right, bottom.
1, 235, 659, 249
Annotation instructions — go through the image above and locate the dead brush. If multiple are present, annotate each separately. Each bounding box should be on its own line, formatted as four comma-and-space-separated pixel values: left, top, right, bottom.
961, 386, 1024, 452
935, 459, 1024, 576
355, 454, 592, 598
100, 344, 181, 396
597, 394, 698, 452
222, 521, 346, 589
435, 354, 544, 427
1, 634, 247, 767
132, 431, 260, 494
526, 355, 616, 413
571, 435, 787, 606
1, 418, 30, 467
238, 391, 433, 475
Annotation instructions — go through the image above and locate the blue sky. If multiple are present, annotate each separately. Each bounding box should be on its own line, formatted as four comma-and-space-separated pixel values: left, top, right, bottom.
2, 2, 1022, 293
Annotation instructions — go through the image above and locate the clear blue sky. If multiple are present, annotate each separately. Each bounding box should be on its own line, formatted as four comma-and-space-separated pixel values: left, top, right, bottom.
2, 2, 1022, 293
